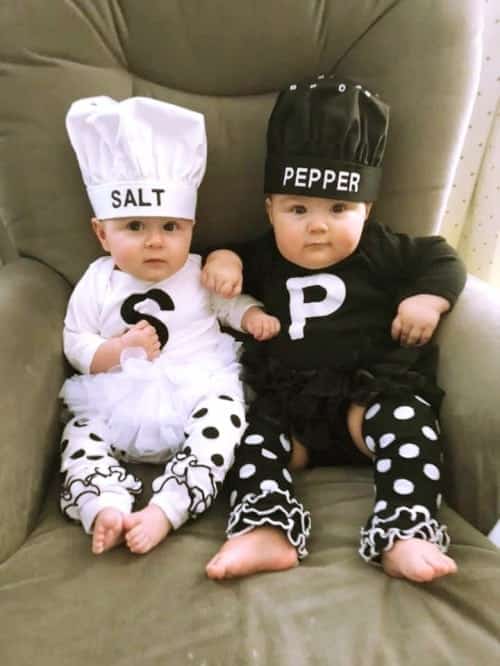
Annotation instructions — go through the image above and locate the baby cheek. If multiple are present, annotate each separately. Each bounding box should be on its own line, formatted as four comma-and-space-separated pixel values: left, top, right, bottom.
338, 224, 362, 252
275, 234, 298, 259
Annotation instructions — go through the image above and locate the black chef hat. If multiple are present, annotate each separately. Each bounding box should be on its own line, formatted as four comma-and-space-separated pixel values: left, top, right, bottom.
264, 75, 389, 202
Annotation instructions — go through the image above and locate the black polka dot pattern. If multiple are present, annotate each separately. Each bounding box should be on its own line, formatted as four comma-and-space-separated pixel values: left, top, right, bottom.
60, 392, 246, 530
231, 414, 242, 427
202, 427, 219, 439
70, 449, 85, 460
193, 408, 208, 418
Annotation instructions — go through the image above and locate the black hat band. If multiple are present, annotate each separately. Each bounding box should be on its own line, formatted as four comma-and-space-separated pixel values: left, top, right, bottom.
264, 155, 383, 202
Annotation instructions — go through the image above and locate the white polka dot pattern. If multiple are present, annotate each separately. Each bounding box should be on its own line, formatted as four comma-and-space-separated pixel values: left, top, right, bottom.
245, 434, 264, 445
414, 395, 431, 406
282, 468, 292, 483
261, 448, 278, 460
376, 459, 391, 473
393, 479, 415, 495
260, 479, 279, 492
399, 443, 420, 458
280, 434, 291, 452
379, 433, 396, 448
422, 426, 438, 440
365, 435, 376, 452
364, 403, 381, 420
239, 464, 256, 479
394, 406, 415, 420
424, 464, 440, 480
374, 500, 387, 513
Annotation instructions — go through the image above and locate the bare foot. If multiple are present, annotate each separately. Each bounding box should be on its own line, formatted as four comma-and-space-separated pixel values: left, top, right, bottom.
92, 508, 126, 555
206, 526, 298, 580
382, 538, 458, 582
123, 504, 171, 554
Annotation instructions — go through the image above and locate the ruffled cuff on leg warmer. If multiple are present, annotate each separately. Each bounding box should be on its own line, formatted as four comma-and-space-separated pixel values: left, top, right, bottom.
226, 488, 311, 559
359, 504, 450, 563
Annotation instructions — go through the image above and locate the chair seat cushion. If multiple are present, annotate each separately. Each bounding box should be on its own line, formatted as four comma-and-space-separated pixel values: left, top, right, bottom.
1, 466, 499, 666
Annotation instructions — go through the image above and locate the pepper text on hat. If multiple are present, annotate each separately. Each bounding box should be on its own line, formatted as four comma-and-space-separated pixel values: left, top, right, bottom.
282, 166, 361, 193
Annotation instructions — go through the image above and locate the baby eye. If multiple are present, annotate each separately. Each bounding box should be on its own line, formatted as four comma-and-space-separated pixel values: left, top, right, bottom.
127, 220, 143, 231
332, 203, 346, 214
291, 205, 307, 214
163, 221, 178, 232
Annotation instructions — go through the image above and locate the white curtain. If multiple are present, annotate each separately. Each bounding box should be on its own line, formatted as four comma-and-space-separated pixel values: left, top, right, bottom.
440, 0, 500, 288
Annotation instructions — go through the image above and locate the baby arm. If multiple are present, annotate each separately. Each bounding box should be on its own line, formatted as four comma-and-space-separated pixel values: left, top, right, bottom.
391, 294, 450, 347
90, 320, 161, 373
64, 259, 162, 375
205, 250, 280, 341
383, 230, 466, 347
241, 306, 281, 341
202, 249, 243, 297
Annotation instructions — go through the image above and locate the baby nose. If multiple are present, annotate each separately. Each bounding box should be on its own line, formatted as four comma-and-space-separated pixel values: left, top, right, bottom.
308, 215, 329, 232
145, 227, 164, 246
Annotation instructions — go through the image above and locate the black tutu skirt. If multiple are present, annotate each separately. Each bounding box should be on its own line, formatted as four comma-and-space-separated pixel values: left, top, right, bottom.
241, 341, 444, 462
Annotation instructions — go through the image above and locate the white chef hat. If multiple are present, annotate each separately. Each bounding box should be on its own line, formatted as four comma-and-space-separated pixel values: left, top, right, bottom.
66, 96, 207, 220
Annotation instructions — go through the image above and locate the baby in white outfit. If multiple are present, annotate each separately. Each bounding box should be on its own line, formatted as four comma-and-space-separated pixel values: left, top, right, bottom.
60, 96, 279, 555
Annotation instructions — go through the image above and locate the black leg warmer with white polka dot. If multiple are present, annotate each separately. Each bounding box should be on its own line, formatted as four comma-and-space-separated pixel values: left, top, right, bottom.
359, 393, 449, 563
224, 414, 311, 559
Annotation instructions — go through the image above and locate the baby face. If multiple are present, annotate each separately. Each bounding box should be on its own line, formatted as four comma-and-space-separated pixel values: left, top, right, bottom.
266, 194, 371, 270
92, 216, 194, 282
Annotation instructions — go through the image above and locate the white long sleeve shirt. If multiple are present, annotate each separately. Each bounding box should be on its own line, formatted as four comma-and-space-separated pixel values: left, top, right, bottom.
64, 254, 259, 374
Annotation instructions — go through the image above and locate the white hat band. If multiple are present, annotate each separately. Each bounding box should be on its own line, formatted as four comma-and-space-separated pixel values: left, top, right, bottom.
88, 181, 198, 220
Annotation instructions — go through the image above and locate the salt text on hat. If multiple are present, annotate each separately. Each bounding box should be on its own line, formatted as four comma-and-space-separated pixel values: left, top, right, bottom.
66, 96, 207, 220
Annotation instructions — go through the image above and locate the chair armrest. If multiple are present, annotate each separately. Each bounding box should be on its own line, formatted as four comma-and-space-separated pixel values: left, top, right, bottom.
436, 275, 500, 534
0, 259, 71, 562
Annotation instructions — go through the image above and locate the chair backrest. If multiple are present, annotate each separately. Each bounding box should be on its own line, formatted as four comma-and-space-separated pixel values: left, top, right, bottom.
0, 0, 482, 285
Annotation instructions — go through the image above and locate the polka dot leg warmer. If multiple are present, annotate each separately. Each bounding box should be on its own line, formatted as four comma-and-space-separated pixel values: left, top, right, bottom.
224, 416, 311, 559
359, 394, 449, 563
150, 394, 247, 529
60, 416, 143, 532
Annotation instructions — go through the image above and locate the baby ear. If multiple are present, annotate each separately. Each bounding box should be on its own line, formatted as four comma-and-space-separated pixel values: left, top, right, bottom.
264, 196, 273, 224
91, 217, 110, 252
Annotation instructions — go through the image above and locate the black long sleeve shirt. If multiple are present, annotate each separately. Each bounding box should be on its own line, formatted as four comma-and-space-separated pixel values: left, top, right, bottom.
233, 219, 466, 375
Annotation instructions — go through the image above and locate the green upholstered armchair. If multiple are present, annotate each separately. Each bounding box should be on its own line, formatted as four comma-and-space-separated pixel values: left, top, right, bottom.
1, 2, 499, 664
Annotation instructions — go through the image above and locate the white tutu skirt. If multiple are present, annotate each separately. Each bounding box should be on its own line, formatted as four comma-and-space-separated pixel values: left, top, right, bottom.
60, 333, 244, 462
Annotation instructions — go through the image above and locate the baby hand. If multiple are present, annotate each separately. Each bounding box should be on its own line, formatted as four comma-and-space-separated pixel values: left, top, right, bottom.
121, 320, 161, 360
391, 294, 450, 346
201, 250, 243, 298
242, 306, 281, 341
